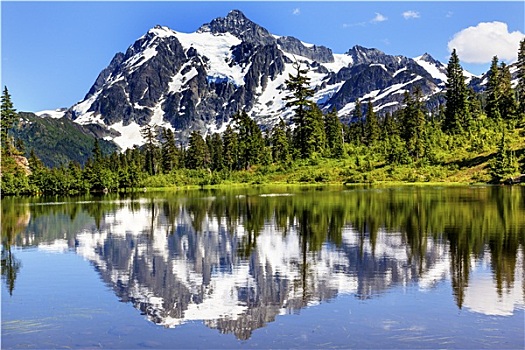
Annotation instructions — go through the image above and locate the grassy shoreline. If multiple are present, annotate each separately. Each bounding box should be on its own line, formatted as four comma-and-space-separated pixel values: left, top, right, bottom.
142, 178, 518, 193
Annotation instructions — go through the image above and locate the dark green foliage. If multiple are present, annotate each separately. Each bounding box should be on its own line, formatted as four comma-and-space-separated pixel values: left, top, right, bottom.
401, 88, 426, 161
486, 56, 502, 121
284, 61, 318, 158
443, 49, 471, 134
185, 131, 210, 170
303, 104, 327, 158
270, 118, 291, 164
364, 100, 379, 146
324, 108, 344, 158
345, 99, 365, 145
207, 133, 224, 171
83, 140, 119, 192
517, 39, 525, 121
498, 63, 519, 122
161, 128, 179, 173
222, 125, 239, 171
1, 86, 17, 154
232, 110, 265, 170
486, 57, 519, 123
490, 133, 520, 183
141, 124, 160, 175
12, 112, 118, 167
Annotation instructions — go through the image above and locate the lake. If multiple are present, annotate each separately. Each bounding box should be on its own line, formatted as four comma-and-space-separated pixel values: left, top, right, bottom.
1, 185, 524, 349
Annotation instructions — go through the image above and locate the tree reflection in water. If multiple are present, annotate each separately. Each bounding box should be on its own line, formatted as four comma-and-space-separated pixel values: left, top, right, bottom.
1, 186, 524, 339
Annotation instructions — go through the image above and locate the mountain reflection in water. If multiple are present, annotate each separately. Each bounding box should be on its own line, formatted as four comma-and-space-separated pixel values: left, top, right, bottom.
2, 186, 524, 340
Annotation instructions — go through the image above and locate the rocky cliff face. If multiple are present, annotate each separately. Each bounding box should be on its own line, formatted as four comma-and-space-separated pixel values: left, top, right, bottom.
62, 10, 465, 149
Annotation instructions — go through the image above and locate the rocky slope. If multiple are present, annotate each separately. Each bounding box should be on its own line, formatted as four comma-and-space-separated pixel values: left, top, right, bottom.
45, 10, 480, 149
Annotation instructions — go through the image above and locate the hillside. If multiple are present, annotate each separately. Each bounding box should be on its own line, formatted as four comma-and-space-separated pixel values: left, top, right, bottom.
13, 112, 119, 167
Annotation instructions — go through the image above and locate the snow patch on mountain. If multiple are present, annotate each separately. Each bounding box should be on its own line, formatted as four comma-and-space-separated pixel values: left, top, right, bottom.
169, 64, 199, 93
414, 55, 448, 83
175, 31, 245, 87
106, 121, 144, 151
35, 109, 66, 119
370, 63, 388, 72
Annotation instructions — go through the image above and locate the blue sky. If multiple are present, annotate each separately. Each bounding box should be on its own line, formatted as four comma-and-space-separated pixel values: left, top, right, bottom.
2, 1, 524, 112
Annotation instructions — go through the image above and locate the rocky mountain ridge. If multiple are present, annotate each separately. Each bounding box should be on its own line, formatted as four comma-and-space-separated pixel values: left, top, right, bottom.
41, 10, 491, 149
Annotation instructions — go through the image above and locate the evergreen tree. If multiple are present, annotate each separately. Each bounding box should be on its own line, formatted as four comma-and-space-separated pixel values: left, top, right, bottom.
122, 147, 143, 189
498, 62, 519, 122
185, 131, 209, 169
401, 89, 426, 161
222, 125, 239, 171
486, 56, 502, 120
346, 98, 364, 144
233, 110, 264, 170
1, 86, 17, 154
271, 118, 291, 164
490, 132, 520, 183
161, 128, 178, 173
467, 87, 483, 122
84, 139, 118, 192
284, 61, 315, 158
27, 149, 46, 192
92, 138, 104, 167
140, 124, 160, 175
206, 133, 224, 171
443, 49, 470, 133
14, 138, 25, 155
364, 100, 380, 146
304, 104, 327, 157
324, 108, 344, 158
382, 112, 397, 139
517, 39, 525, 120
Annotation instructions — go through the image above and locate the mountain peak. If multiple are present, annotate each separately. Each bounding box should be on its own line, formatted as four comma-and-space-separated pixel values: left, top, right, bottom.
226, 9, 248, 20
345, 45, 388, 65
197, 10, 274, 45
417, 53, 441, 65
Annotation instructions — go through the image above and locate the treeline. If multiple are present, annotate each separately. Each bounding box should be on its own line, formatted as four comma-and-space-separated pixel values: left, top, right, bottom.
1, 42, 525, 195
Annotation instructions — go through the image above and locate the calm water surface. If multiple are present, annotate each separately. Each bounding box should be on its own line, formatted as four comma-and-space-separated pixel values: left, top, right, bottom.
1, 186, 524, 349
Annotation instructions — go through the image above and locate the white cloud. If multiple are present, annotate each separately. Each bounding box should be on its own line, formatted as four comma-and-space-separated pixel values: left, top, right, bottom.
343, 22, 366, 28
371, 13, 387, 23
292, 8, 300, 16
403, 11, 420, 20
448, 21, 524, 63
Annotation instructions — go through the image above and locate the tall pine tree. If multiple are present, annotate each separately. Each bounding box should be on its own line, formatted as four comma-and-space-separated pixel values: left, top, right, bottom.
271, 118, 291, 164
233, 110, 264, 170
401, 88, 426, 161
517, 39, 525, 120
206, 133, 224, 171
443, 49, 470, 133
364, 100, 380, 146
347, 98, 364, 145
161, 128, 179, 173
498, 62, 519, 122
140, 124, 160, 175
284, 61, 315, 158
1, 86, 17, 155
222, 125, 239, 171
185, 131, 209, 169
324, 108, 344, 158
486, 56, 502, 120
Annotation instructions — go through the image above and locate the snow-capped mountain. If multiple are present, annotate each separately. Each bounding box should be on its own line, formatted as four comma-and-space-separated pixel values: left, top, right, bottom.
58, 10, 467, 149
